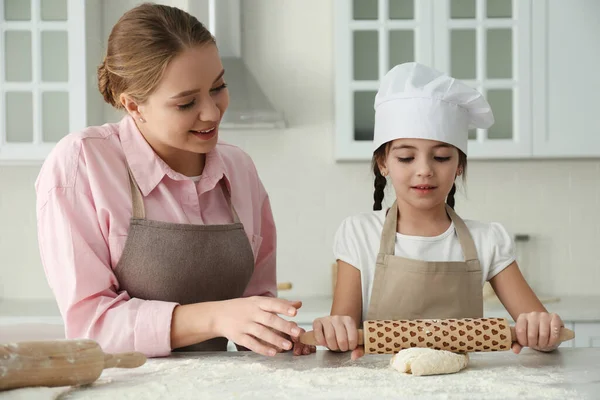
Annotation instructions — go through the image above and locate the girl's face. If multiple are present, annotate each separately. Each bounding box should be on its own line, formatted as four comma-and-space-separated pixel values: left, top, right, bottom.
380, 139, 462, 211
124, 44, 229, 160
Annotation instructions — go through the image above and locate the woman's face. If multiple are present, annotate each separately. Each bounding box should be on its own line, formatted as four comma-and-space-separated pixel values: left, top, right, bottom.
126, 44, 229, 162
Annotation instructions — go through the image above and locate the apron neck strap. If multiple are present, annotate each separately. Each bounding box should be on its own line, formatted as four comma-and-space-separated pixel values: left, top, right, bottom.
126, 167, 241, 223
379, 200, 399, 256
127, 167, 146, 219
445, 204, 479, 262
378, 201, 479, 262
218, 179, 241, 224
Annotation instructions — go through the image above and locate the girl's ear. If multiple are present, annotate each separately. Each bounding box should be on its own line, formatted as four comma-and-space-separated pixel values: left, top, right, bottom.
377, 160, 388, 177
456, 166, 463, 177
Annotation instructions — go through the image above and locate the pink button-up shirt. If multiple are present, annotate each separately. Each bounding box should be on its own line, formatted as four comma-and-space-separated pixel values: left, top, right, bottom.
35, 116, 276, 357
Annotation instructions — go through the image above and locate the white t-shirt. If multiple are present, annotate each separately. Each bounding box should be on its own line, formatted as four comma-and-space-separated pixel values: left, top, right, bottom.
333, 210, 516, 322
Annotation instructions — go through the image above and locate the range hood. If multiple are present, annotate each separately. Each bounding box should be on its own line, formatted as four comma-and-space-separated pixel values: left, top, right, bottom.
173, 0, 285, 129
220, 57, 285, 129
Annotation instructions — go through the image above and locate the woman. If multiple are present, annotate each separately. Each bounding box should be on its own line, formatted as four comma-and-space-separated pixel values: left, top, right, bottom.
35, 3, 314, 358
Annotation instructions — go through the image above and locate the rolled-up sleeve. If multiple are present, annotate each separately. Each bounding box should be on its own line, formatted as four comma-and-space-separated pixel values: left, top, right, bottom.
37, 186, 177, 357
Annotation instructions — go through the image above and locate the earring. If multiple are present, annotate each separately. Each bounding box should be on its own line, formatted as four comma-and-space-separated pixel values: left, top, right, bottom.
138, 117, 145, 123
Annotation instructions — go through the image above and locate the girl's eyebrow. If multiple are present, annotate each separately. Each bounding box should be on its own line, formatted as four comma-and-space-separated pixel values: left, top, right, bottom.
390, 144, 451, 151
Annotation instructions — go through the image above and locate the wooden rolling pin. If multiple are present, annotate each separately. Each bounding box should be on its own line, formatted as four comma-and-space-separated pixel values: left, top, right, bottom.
301, 317, 575, 354
277, 282, 293, 291
0, 339, 146, 391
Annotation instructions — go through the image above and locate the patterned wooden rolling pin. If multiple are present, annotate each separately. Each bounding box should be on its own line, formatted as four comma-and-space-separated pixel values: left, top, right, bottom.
300, 318, 575, 354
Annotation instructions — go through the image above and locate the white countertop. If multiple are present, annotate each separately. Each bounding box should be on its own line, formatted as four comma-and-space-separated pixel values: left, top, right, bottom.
3, 349, 598, 400
0, 297, 598, 399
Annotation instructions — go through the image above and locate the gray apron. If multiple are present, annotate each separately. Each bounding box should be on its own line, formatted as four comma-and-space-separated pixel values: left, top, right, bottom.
113, 168, 255, 351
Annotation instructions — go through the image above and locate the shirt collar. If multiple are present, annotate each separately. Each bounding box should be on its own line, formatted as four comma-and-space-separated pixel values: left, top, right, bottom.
119, 115, 228, 196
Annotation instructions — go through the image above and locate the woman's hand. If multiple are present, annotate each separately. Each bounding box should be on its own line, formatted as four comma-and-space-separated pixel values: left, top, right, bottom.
215, 297, 303, 356
512, 312, 563, 353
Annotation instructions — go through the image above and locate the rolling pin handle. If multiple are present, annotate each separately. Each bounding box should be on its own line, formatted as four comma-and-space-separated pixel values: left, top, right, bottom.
509, 326, 575, 345
299, 330, 365, 346
104, 352, 147, 369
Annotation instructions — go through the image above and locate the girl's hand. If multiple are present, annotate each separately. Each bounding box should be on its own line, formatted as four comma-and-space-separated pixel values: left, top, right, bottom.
512, 312, 563, 353
312, 315, 363, 358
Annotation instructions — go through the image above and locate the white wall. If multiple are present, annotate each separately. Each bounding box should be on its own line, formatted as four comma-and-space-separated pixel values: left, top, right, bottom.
1, 0, 599, 301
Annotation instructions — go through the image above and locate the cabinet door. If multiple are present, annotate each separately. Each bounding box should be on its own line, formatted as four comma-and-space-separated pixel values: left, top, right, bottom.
531, 0, 600, 157
432, 0, 532, 159
334, 0, 434, 161
0, 0, 86, 164
573, 322, 600, 348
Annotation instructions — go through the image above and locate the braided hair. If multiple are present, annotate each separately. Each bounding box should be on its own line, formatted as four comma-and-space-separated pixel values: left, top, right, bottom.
371, 144, 388, 211
447, 150, 468, 209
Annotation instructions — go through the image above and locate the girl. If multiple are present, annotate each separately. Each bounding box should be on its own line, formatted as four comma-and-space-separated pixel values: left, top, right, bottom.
35, 3, 314, 358
312, 62, 563, 359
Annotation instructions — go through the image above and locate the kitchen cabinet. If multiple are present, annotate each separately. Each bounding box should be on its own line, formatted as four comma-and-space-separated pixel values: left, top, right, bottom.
334, 0, 600, 161
530, 0, 600, 157
0, 0, 102, 164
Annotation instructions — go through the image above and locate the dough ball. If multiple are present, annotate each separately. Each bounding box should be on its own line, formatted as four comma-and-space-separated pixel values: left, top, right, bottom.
389, 348, 469, 376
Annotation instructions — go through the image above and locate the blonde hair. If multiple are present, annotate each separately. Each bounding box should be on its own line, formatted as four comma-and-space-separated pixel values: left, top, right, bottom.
97, 3, 215, 109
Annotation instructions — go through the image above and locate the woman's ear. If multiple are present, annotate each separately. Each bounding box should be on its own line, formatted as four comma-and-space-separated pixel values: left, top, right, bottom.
456, 166, 463, 177
120, 93, 145, 122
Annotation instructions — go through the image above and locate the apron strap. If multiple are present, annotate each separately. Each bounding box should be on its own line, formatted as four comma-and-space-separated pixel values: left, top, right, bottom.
378, 200, 399, 257
126, 166, 242, 224
218, 179, 241, 224
127, 167, 146, 220
445, 205, 479, 263
376, 201, 480, 269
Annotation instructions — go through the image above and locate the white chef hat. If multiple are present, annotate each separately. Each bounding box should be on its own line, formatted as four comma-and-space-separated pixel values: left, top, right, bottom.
372, 62, 494, 155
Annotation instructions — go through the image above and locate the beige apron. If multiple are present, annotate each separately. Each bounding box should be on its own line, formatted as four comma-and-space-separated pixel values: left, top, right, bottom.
113, 169, 255, 351
366, 200, 483, 321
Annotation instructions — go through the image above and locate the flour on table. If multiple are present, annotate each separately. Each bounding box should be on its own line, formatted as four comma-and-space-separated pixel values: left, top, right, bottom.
390, 348, 469, 376
55, 354, 580, 400
0, 386, 69, 400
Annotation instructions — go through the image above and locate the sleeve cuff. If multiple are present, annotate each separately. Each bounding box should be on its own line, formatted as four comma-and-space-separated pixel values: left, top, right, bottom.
134, 300, 179, 357
487, 257, 516, 281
